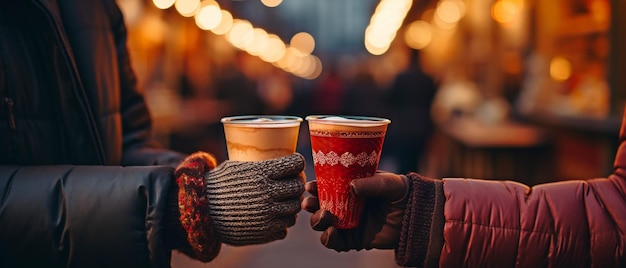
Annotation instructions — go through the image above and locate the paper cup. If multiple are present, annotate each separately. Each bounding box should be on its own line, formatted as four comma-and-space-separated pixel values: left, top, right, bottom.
221, 115, 303, 161
306, 115, 390, 229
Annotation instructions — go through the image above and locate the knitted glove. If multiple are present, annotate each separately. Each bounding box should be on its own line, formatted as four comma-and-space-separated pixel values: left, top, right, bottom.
174, 152, 305, 262
302, 171, 409, 251
205, 153, 305, 246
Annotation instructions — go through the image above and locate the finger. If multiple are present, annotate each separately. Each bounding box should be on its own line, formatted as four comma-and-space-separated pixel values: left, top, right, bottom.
321, 226, 347, 252
310, 209, 334, 231
265, 229, 288, 243
279, 214, 298, 228
270, 199, 302, 217
279, 171, 306, 185
268, 174, 305, 200
301, 196, 320, 212
305, 180, 318, 195
268, 215, 297, 232
350, 172, 409, 202
263, 153, 306, 179
225, 228, 288, 246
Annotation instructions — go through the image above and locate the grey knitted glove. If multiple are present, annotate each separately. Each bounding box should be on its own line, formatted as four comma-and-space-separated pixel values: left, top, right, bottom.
205, 153, 306, 246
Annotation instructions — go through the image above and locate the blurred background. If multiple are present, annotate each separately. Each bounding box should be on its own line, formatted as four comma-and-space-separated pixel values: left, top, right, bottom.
116, 0, 624, 267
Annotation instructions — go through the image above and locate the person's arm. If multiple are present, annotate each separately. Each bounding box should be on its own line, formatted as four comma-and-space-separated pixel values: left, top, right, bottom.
0, 165, 188, 268
0, 152, 306, 267
305, 167, 626, 268
428, 113, 626, 267
305, 140, 626, 268
399, 113, 626, 267
401, 170, 623, 268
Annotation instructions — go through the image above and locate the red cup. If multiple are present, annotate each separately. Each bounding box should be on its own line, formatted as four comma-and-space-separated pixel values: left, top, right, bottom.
306, 115, 390, 229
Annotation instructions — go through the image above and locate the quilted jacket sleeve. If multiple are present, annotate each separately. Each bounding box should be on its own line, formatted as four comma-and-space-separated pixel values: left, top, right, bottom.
439, 172, 625, 267
0, 165, 178, 268
398, 109, 626, 267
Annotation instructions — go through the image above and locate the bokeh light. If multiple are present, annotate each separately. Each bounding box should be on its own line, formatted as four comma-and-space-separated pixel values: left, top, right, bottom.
290, 32, 315, 56
175, 0, 200, 17
153, 0, 175, 9
194, 1, 222, 30
405, 20, 432, 50
261, 0, 283, 8
550, 56, 572, 82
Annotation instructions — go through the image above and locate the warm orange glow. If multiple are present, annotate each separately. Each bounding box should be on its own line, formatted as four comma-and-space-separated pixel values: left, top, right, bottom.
290, 32, 315, 56
153, 0, 175, 9
212, 10, 233, 35
247, 28, 269, 56
364, 35, 391, 55
195, 1, 221, 30
304, 55, 323, 80
294, 54, 322, 80
138, 13, 167, 44
550, 56, 572, 82
227, 20, 254, 49
590, 0, 610, 23
276, 47, 300, 72
175, 0, 200, 17
405, 20, 432, 49
261, 0, 283, 8
364, 0, 411, 55
491, 0, 522, 25
260, 34, 286, 63
436, 0, 463, 24
152, 0, 320, 78
286, 48, 304, 73
292, 54, 311, 77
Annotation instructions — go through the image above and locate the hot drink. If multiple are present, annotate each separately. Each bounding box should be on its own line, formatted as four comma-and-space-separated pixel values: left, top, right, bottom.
306, 115, 390, 229
221, 115, 302, 161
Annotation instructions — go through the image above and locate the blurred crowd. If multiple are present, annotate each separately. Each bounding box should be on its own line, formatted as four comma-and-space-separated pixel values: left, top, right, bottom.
120, 9, 441, 175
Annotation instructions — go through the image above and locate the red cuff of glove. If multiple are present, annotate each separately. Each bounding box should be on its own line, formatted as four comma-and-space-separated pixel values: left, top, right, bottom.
174, 152, 221, 262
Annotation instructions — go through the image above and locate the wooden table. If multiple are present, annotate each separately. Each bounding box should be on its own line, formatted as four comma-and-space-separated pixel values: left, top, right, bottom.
425, 117, 553, 185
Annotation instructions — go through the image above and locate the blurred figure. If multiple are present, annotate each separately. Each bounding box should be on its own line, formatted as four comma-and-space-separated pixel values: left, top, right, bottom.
312, 61, 345, 115
215, 51, 266, 116
341, 67, 386, 117
384, 49, 437, 173
258, 68, 294, 114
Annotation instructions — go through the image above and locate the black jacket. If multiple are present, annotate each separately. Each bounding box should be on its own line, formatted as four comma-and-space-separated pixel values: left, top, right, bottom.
0, 0, 186, 267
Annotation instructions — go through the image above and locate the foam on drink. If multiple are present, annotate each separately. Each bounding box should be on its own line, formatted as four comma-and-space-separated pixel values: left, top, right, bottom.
222, 115, 302, 161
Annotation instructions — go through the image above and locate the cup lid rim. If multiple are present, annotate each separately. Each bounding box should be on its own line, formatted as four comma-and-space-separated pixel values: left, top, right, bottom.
221, 115, 303, 125
305, 115, 391, 126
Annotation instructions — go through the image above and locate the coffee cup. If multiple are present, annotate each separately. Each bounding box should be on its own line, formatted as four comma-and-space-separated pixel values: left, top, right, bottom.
221, 115, 303, 161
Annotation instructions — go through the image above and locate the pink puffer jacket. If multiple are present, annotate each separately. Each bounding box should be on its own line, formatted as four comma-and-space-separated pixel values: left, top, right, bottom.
397, 110, 626, 267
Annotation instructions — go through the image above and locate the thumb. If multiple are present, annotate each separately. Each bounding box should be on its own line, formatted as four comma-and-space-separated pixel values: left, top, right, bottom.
263, 153, 306, 180
350, 172, 408, 202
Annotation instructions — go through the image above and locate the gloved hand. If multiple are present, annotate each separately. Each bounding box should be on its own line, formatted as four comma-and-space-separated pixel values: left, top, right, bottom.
174, 152, 305, 261
301, 171, 409, 251
205, 153, 306, 246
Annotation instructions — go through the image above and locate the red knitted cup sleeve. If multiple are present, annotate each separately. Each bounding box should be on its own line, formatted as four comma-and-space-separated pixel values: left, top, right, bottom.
174, 151, 221, 262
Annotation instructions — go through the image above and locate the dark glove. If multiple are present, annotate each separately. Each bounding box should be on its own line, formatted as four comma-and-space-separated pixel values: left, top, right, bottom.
302, 171, 409, 251
205, 153, 306, 246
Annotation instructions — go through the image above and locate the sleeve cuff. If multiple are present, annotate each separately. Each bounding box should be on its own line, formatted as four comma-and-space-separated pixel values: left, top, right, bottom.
395, 173, 445, 267
173, 152, 221, 262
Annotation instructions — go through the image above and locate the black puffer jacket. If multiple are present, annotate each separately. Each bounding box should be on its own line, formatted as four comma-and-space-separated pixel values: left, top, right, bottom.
0, 0, 187, 267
